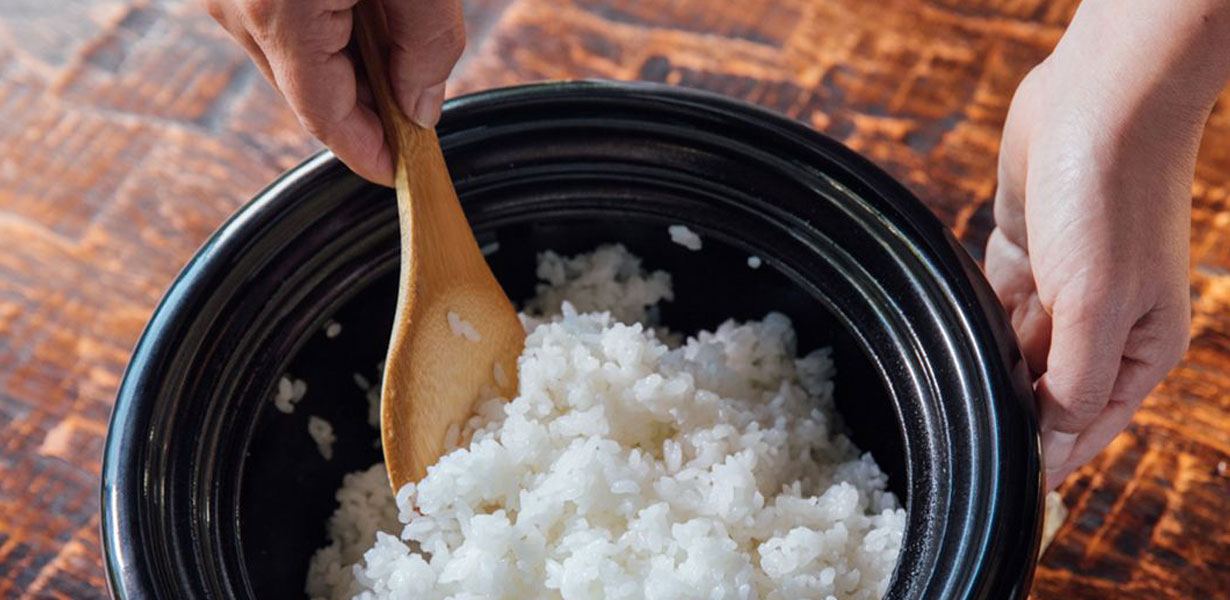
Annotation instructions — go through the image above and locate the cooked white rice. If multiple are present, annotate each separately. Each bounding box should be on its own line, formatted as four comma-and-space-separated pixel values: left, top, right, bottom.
309, 416, 337, 460
326, 320, 343, 339
493, 362, 510, 389
446, 311, 482, 342
306, 245, 904, 600
275, 375, 308, 414
366, 363, 383, 430
306, 465, 401, 599
668, 224, 702, 251
748, 256, 763, 269
523, 245, 673, 325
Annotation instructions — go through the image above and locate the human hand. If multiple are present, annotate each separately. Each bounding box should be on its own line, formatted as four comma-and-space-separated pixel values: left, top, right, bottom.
204, 0, 465, 185
987, 0, 1230, 489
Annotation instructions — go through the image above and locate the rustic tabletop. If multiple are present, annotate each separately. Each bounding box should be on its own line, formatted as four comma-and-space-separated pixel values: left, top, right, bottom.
2, 0, 1229, 597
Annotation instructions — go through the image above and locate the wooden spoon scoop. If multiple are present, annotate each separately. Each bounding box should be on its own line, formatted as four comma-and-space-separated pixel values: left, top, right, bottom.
353, 1, 524, 491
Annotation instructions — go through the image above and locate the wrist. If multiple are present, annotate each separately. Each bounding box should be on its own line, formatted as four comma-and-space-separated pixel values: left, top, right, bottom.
1051, 0, 1230, 116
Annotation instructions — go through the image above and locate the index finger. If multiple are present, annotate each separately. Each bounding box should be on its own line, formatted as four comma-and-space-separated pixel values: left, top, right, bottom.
257, 0, 393, 184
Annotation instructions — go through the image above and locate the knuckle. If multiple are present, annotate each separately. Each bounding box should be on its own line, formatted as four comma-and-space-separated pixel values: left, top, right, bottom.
1139, 303, 1191, 368
393, 21, 466, 86
202, 0, 225, 23
1171, 306, 1192, 353
1061, 392, 1106, 421
1175, 334, 1192, 361
430, 21, 467, 62
1044, 381, 1107, 429
239, 0, 276, 29
1165, 320, 1191, 363
296, 112, 332, 142
1017, 64, 1046, 94
1163, 336, 1190, 372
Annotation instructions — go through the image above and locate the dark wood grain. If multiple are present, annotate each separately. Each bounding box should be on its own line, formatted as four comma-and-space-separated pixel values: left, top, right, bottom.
1, 0, 1228, 597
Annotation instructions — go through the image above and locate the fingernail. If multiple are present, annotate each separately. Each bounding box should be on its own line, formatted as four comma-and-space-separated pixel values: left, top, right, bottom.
411, 83, 446, 128
1041, 430, 1078, 473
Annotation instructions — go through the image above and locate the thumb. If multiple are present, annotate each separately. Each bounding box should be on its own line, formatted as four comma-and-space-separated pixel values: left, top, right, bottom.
1035, 289, 1131, 477
382, 0, 465, 127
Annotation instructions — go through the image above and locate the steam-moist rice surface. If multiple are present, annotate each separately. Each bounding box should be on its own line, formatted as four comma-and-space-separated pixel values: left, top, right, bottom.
307, 244, 904, 600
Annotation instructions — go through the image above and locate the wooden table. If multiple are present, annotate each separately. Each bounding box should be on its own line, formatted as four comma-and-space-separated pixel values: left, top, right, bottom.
2, 0, 1228, 597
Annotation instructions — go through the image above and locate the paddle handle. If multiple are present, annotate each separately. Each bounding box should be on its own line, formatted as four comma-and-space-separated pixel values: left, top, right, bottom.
353, 0, 419, 170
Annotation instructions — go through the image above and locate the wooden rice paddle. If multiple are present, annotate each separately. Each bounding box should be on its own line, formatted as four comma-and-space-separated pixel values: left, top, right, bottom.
352, 0, 524, 491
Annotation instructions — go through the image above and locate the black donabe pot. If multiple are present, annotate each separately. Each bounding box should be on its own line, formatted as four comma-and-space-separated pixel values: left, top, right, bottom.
102, 80, 1042, 599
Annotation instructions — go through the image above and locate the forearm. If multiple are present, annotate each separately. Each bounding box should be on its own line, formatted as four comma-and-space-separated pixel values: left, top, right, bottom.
1052, 0, 1230, 116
